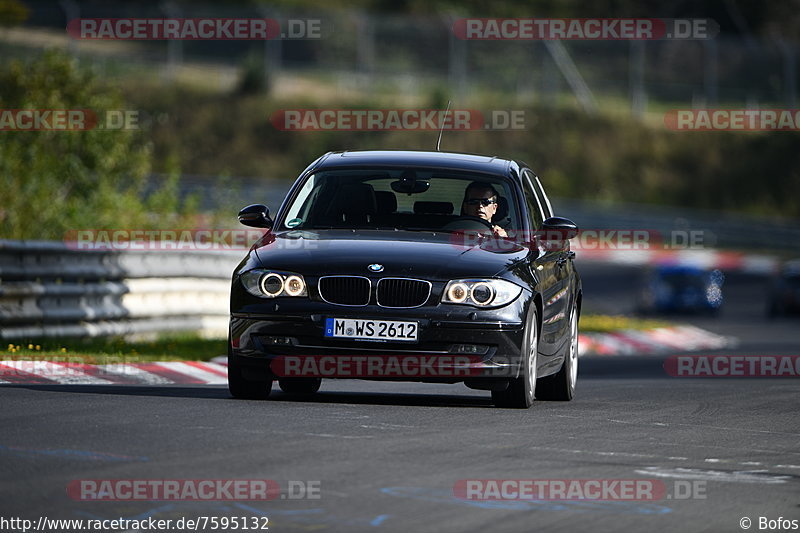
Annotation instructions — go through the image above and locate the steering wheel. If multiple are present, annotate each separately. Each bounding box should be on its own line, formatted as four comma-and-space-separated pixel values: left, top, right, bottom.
441, 215, 495, 233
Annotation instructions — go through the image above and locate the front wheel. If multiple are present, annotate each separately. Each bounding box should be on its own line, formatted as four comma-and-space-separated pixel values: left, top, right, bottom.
537, 305, 578, 401
492, 307, 538, 409
228, 360, 273, 400
227, 340, 272, 399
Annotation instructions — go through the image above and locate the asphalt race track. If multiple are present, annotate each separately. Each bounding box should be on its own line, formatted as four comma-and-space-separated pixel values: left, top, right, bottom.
1, 262, 798, 532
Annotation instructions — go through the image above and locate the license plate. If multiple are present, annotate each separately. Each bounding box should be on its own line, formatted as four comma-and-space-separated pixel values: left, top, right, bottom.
324, 318, 418, 342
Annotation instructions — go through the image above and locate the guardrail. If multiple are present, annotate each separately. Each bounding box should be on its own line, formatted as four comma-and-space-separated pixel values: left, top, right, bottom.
0, 240, 242, 341
556, 198, 800, 253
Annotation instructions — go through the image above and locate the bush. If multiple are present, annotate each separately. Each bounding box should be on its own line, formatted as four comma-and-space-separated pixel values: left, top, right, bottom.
0, 51, 199, 240
237, 51, 269, 95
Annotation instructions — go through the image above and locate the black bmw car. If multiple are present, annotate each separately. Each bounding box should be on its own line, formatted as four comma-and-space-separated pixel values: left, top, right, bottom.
228, 150, 581, 408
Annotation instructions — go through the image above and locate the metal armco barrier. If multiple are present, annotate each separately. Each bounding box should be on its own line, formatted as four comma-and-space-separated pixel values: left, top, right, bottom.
0, 240, 243, 340
555, 198, 800, 253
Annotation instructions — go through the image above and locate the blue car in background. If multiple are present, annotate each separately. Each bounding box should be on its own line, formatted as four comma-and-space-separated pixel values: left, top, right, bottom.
637, 265, 724, 315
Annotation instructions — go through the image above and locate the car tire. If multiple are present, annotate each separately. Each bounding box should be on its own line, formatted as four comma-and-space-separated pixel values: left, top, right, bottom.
228, 359, 273, 400
537, 305, 578, 401
278, 378, 322, 394
492, 307, 538, 409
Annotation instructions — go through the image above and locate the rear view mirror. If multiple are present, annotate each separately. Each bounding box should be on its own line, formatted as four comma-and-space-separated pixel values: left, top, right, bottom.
391, 170, 430, 194
238, 204, 273, 228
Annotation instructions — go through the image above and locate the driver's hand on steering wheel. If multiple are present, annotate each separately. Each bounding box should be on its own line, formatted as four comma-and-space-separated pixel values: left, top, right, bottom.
493, 226, 508, 237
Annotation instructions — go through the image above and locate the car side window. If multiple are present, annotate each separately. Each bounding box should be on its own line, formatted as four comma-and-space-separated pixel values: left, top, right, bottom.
521, 169, 545, 230
533, 175, 554, 219
283, 174, 319, 228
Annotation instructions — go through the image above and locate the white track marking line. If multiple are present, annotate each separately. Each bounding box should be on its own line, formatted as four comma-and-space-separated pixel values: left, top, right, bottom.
635, 466, 791, 484
521, 445, 797, 471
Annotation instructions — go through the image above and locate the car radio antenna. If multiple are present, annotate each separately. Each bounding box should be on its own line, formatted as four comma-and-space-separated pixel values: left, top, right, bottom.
436, 100, 452, 152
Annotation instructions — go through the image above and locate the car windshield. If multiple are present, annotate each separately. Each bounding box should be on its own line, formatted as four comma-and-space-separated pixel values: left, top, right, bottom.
280, 169, 520, 232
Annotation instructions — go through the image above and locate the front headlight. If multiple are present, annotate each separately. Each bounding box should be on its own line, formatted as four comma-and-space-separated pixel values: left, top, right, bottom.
442, 279, 522, 308
240, 269, 308, 298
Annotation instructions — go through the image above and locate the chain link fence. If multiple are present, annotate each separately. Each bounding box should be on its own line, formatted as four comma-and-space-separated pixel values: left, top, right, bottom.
4, 2, 798, 114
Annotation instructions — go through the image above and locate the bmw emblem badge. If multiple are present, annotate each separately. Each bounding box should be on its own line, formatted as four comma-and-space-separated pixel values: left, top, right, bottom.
368, 263, 384, 272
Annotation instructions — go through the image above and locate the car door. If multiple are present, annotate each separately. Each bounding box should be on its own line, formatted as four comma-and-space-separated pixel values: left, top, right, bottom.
521, 169, 563, 357
532, 172, 575, 348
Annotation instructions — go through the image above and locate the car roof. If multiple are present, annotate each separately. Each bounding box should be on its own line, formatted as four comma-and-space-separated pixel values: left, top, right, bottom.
311, 150, 521, 177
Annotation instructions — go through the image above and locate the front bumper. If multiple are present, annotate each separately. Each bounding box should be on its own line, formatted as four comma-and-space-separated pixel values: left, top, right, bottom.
229, 298, 529, 382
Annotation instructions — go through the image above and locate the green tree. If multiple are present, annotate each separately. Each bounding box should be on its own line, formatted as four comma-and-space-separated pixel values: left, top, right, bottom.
0, 51, 198, 240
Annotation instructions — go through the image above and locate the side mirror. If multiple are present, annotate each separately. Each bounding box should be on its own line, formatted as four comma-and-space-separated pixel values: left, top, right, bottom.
541, 217, 579, 241
238, 204, 273, 228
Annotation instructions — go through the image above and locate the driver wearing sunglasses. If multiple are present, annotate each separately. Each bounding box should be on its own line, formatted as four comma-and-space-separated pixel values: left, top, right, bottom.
461, 181, 508, 237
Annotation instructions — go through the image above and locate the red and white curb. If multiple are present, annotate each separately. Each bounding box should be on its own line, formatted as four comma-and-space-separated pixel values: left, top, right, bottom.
0, 360, 228, 385
579, 325, 736, 357
0, 325, 736, 384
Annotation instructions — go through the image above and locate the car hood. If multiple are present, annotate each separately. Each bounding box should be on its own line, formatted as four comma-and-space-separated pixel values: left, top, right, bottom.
252, 229, 529, 279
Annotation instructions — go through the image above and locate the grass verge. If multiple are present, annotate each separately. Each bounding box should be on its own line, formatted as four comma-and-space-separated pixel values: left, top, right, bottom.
579, 314, 673, 333
2, 334, 225, 363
